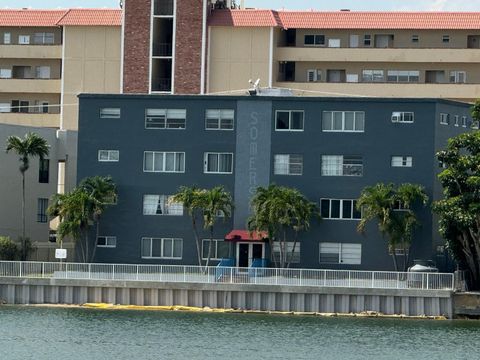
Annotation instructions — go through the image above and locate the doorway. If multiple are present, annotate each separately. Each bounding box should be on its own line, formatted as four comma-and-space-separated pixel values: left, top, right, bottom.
236, 242, 265, 268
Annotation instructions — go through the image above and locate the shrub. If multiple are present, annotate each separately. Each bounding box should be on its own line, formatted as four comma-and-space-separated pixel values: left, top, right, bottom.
0, 237, 20, 260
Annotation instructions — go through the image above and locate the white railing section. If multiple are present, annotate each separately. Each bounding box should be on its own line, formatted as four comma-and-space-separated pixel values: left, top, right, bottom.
0, 261, 454, 291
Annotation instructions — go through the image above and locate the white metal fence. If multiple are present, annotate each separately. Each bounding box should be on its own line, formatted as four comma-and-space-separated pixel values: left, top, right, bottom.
0, 261, 454, 291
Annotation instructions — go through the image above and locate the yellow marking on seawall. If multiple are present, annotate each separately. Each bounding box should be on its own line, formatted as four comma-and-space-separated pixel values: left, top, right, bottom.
81, 303, 447, 320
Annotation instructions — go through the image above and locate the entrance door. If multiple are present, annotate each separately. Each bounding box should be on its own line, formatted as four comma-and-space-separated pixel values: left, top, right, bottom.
238, 243, 249, 268
237, 242, 265, 268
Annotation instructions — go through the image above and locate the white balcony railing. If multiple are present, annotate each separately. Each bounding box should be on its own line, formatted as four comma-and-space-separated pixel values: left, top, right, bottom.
0, 261, 454, 291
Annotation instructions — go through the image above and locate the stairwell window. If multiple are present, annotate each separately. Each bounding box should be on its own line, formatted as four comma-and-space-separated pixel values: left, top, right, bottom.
363, 35, 372, 46
39, 159, 49, 183
97, 236, 117, 248
320, 199, 361, 220
272, 242, 300, 264
321, 155, 363, 177
275, 110, 304, 131
319, 243, 361, 265
391, 112, 414, 123
18, 35, 30, 45
307, 69, 321, 82
202, 239, 230, 261
143, 195, 183, 216
141, 237, 183, 259
205, 109, 234, 130
3, 33, 11, 44
145, 109, 186, 129
143, 151, 185, 173
454, 115, 459, 127
37, 198, 48, 223
274, 154, 303, 175
391, 156, 413, 168
204, 152, 233, 174
440, 113, 450, 125
100, 108, 121, 119
322, 111, 365, 132
98, 150, 119, 162
462, 116, 467, 127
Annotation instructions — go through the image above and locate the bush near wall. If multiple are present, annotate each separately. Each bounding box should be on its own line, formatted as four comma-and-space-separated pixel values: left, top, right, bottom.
0, 237, 20, 260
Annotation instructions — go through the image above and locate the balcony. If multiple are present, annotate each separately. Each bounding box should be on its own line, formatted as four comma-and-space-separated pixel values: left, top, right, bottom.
273, 81, 480, 100
275, 47, 480, 64
0, 45, 62, 59
0, 79, 61, 94
0, 112, 60, 127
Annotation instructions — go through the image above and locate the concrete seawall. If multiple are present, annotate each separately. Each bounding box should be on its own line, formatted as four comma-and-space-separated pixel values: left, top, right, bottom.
0, 277, 453, 318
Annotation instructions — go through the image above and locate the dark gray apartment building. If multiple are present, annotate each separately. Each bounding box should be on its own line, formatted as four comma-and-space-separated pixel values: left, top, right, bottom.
77, 94, 472, 271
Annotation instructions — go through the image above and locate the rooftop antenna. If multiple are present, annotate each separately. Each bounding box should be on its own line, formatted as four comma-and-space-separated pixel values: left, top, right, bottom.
248, 78, 261, 95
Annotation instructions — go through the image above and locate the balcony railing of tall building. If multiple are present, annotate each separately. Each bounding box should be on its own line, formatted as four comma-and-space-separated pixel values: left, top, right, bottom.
153, 42, 173, 57
152, 77, 172, 92
154, 0, 174, 16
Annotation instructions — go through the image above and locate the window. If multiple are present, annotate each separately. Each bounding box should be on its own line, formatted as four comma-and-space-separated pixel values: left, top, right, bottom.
449, 71, 466, 84
204, 152, 233, 174
33, 33, 54, 45
97, 236, 117, 248
307, 69, 321, 82
319, 243, 361, 265
462, 116, 467, 127
411, 35, 419, 43
275, 110, 304, 131
3, 33, 11, 44
442, 35, 450, 43
143, 151, 185, 173
272, 242, 300, 264
362, 70, 384, 82
391, 112, 414, 123
0, 103, 10, 113
440, 113, 450, 125
202, 239, 230, 260
145, 109, 186, 129
322, 111, 365, 132
321, 155, 363, 177
387, 71, 419, 83
143, 195, 183, 216
11, 100, 29, 113
18, 35, 30, 44
35, 66, 51, 79
98, 150, 119, 162
320, 199, 361, 220
39, 159, 49, 183
100, 108, 120, 119
454, 115, 459, 127
304, 34, 325, 46
0, 69, 12, 78
363, 35, 372, 46
393, 200, 409, 211
274, 154, 303, 175
205, 109, 234, 130
37, 198, 48, 223
391, 156, 413, 168
141, 237, 183, 259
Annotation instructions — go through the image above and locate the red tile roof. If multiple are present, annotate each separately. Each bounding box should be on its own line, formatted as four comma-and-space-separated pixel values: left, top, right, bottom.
209, 9, 480, 30
0, 9, 121, 27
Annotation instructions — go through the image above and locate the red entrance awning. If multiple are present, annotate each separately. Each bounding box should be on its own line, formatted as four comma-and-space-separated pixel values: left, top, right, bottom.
224, 230, 268, 242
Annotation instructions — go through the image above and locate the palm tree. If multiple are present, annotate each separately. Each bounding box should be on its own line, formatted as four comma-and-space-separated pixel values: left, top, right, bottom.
79, 176, 117, 262
357, 183, 428, 271
6, 132, 49, 260
172, 186, 205, 266
248, 184, 318, 268
202, 186, 233, 268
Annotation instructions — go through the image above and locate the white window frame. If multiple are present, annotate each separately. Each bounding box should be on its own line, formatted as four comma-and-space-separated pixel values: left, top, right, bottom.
454, 115, 459, 127
391, 112, 414, 123
449, 71, 466, 84
201, 239, 230, 261
204, 152, 234, 174
205, 109, 235, 130
322, 111, 365, 132
363, 34, 372, 46
391, 156, 413, 168
33, 32, 55, 45
3, 32, 11, 44
272, 242, 301, 264
319, 242, 362, 265
274, 154, 303, 176
387, 70, 419, 83
98, 150, 119, 162
145, 108, 186, 129
275, 110, 304, 131
307, 69, 321, 82
462, 116, 467, 128
304, 34, 325, 46
440, 113, 450, 125
321, 155, 363, 177
35, 66, 51, 79
18, 35, 30, 45
362, 69, 384, 82
100, 108, 121, 119
143, 151, 185, 173
141, 237, 183, 260
0, 68, 12, 79
97, 236, 117, 248
320, 199, 361, 220
143, 195, 184, 216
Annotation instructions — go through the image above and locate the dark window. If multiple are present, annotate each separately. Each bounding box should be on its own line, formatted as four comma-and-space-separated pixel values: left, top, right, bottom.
342, 200, 352, 219
39, 159, 49, 183
411, 35, 419, 43
276, 111, 290, 129
442, 35, 450, 43
320, 199, 330, 218
304, 35, 315, 45
331, 200, 341, 219
37, 198, 48, 223
364, 35, 371, 46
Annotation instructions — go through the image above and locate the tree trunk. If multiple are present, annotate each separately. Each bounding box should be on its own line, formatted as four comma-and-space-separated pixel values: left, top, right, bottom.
21, 172, 26, 261
391, 253, 399, 272
268, 236, 278, 268
89, 220, 100, 263
286, 232, 299, 269
191, 216, 202, 267
205, 226, 214, 269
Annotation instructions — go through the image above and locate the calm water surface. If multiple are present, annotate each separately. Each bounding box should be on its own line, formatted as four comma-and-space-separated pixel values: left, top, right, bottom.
0, 306, 479, 359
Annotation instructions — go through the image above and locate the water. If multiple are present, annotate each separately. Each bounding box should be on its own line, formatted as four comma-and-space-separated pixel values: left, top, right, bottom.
0, 306, 479, 360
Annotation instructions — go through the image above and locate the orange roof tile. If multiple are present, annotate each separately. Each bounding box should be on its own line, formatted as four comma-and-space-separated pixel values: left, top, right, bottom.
209, 9, 480, 30
0, 9, 121, 27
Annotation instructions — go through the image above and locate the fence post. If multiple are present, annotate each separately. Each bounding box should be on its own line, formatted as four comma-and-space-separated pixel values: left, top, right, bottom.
42, 262, 45, 279
426, 273, 430, 290
136, 265, 139, 281
299, 269, 302, 286
397, 272, 400, 289
183, 266, 186, 282
19, 261, 22, 278
230, 267, 233, 284
348, 271, 351, 287
112, 264, 115, 281
88, 264, 91, 280
323, 270, 326, 287
371, 272, 375, 288
65, 262, 68, 279
254, 268, 257, 285
451, 274, 455, 291
275, 268, 278, 285
160, 265, 163, 282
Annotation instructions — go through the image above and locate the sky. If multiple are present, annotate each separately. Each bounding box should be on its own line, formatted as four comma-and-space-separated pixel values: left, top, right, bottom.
1, 0, 480, 11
